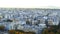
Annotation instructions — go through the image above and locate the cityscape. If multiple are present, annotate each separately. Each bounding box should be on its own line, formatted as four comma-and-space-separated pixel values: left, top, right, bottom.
0, 8, 60, 34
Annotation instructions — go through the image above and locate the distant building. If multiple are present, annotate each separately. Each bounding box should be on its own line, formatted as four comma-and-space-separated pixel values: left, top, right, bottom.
48, 19, 53, 25
26, 18, 32, 25
38, 18, 45, 24
32, 20, 38, 25
47, 16, 59, 25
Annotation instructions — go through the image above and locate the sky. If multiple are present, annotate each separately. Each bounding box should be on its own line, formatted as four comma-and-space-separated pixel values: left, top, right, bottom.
0, 0, 60, 8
